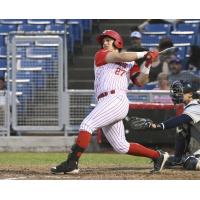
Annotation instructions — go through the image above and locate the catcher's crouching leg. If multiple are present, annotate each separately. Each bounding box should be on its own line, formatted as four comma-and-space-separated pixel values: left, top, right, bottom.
183, 155, 200, 170
174, 130, 190, 158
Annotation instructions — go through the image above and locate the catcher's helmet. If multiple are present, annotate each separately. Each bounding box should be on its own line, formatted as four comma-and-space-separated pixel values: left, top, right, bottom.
170, 80, 196, 104
96, 30, 124, 49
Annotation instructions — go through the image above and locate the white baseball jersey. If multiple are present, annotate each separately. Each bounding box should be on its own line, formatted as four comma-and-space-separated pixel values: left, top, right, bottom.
94, 49, 140, 98
80, 49, 141, 153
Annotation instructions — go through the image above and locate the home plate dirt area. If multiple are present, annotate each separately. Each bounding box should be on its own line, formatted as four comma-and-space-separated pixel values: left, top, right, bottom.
1, 164, 200, 180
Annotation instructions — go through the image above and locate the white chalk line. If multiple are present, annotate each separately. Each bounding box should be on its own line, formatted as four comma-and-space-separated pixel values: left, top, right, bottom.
3, 176, 28, 180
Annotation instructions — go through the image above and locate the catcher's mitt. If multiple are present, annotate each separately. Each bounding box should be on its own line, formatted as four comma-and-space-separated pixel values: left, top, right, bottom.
125, 116, 153, 130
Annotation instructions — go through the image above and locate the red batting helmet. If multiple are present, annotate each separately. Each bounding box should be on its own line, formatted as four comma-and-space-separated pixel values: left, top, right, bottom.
96, 30, 124, 49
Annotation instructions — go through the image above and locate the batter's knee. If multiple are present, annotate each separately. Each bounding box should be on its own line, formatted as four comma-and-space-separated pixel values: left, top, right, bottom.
80, 120, 95, 134
112, 142, 129, 154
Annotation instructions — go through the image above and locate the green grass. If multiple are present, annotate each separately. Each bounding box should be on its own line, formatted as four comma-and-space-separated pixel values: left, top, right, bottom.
0, 152, 149, 166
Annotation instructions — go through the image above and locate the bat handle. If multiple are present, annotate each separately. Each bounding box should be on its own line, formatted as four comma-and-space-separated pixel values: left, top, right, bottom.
146, 53, 152, 60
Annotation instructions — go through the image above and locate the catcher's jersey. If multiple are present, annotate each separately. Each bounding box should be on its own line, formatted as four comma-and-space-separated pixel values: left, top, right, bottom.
183, 99, 200, 126
183, 99, 200, 124
94, 49, 139, 99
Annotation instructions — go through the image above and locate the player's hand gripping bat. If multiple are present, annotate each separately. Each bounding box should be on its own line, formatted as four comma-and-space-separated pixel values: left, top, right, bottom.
145, 46, 177, 64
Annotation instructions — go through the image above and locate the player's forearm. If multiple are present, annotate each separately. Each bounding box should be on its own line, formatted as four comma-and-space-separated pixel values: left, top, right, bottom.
132, 61, 152, 86
106, 51, 147, 63
161, 114, 193, 130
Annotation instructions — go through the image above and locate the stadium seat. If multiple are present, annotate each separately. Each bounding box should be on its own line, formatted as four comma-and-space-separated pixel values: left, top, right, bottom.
142, 45, 157, 50
170, 33, 195, 45
0, 57, 6, 78
54, 19, 67, 24
20, 59, 44, 68
0, 58, 6, 68
16, 47, 27, 58
18, 24, 46, 32
0, 35, 5, 46
45, 24, 65, 32
80, 20, 93, 42
0, 47, 6, 58
26, 47, 55, 60
0, 24, 17, 35
81, 19, 92, 33
67, 33, 75, 55
175, 46, 187, 60
197, 34, 200, 46
176, 23, 199, 34
183, 20, 200, 24
16, 60, 46, 88
64, 27, 75, 55
67, 20, 83, 46
16, 83, 33, 99
20, 59, 54, 76
185, 46, 191, 57
26, 46, 56, 56
40, 25, 74, 55
0, 19, 27, 24
16, 71, 33, 79
141, 34, 164, 45
15, 40, 33, 47
38, 59, 53, 74
143, 82, 157, 90
33, 72, 46, 88
127, 93, 149, 102
143, 23, 172, 34
27, 19, 54, 25
0, 70, 4, 78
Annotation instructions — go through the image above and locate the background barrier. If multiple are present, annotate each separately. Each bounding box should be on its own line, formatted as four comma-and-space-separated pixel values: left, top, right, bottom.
98, 102, 183, 147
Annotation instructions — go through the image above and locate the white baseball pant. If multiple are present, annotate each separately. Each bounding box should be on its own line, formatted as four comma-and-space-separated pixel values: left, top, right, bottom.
80, 93, 130, 153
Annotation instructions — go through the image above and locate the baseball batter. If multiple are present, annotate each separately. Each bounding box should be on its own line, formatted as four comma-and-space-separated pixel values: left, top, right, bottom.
51, 30, 169, 174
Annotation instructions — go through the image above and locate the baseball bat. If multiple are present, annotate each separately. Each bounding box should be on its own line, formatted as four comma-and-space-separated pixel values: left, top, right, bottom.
159, 46, 177, 55
145, 47, 177, 60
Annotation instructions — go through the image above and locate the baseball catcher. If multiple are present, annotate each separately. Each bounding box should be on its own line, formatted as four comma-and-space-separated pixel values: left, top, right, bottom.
127, 80, 200, 170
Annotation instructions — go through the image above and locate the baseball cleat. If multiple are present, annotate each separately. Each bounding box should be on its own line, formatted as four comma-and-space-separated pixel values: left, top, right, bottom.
164, 155, 183, 168
51, 160, 79, 174
151, 151, 169, 173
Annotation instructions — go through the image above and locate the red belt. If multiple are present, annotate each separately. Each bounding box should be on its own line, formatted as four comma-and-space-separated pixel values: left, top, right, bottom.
97, 90, 115, 100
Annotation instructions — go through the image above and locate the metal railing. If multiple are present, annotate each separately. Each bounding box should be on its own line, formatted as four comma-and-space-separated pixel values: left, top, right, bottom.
7, 34, 64, 131
64, 89, 172, 135
0, 91, 10, 136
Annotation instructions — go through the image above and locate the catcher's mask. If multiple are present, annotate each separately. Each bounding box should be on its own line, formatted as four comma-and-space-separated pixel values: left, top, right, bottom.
170, 80, 196, 104
96, 30, 124, 49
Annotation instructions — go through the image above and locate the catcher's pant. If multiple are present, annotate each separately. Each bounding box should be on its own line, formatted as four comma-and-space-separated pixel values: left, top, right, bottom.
80, 92, 130, 153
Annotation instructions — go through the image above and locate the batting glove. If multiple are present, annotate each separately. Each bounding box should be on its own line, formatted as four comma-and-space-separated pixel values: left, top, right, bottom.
146, 50, 159, 61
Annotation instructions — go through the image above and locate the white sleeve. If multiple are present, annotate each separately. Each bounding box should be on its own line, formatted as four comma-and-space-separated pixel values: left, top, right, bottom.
183, 105, 200, 124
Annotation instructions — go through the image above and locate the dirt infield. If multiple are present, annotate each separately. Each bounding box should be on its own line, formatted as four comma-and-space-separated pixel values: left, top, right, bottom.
0, 163, 200, 180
